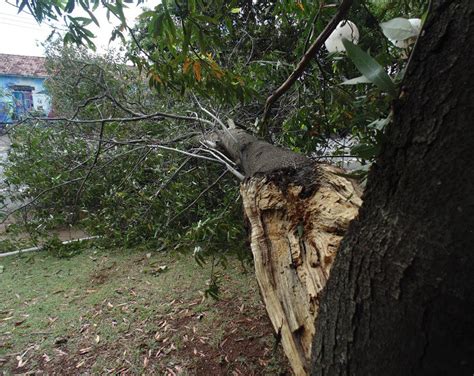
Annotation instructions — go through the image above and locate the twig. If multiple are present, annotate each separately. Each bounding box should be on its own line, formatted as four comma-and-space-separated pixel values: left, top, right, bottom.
114, 147, 152, 191
142, 157, 192, 218
167, 169, 229, 225
29, 110, 215, 127
148, 143, 221, 164
199, 142, 237, 167
99, 132, 200, 147
199, 147, 244, 180
74, 120, 105, 205
192, 94, 227, 130
0, 178, 84, 224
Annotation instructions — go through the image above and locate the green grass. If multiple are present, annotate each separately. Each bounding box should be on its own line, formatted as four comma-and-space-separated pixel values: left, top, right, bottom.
0, 245, 289, 375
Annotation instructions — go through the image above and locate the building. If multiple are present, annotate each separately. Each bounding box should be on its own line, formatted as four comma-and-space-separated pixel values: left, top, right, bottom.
0, 53, 52, 124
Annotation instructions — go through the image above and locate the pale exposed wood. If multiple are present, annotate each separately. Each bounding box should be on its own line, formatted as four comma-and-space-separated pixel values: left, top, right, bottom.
240, 164, 361, 375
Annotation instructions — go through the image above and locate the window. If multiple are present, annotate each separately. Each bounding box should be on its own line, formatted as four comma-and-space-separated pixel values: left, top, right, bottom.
10, 85, 34, 120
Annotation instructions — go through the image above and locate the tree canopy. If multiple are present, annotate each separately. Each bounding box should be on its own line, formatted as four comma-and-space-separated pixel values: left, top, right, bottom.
1, 0, 427, 275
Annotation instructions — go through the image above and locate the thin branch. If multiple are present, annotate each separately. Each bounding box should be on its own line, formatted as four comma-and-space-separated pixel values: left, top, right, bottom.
142, 157, 192, 218
91, 146, 148, 171
29, 110, 215, 127
167, 169, 229, 225
303, 2, 324, 53
0, 178, 84, 224
148, 143, 221, 164
192, 94, 238, 145
148, 143, 244, 180
261, 0, 354, 129
74, 120, 105, 205
205, 153, 245, 181
127, 26, 154, 62
192, 94, 227, 130
105, 94, 143, 117
199, 141, 237, 167
198, 145, 245, 180
67, 144, 116, 173
70, 94, 107, 119
99, 132, 201, 147
115, 147, 152, 192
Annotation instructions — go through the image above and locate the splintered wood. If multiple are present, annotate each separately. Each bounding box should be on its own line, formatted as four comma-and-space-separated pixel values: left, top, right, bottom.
241, 164, 361, 376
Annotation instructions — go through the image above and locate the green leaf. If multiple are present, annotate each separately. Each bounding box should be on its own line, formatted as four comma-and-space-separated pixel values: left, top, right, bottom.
149, 13, 164, 37
164, 13, 176, 41
341, 75, 372, 85
351, 143, 380, 160
74, 16, 93, 25
139, 11, 156, 19
380, 18, 417, 41
197, 29, 206, 51
341, 38, 396, 96
18, 0, 29, 14
63, 32, 73, 44
230, 7, 241, 13
82, 28, 95, 38
182, 24, 192, 55
194, 15, 218, 24
84, 8, 99, 26
65, 0, 75, 13
368, 117, 391, 131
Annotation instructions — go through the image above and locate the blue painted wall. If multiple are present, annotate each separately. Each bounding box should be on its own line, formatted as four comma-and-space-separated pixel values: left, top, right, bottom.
0, 75, 52, 124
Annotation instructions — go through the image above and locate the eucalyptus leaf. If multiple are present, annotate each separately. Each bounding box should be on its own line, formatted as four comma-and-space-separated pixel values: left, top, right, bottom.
65, 0, 75, 13
341, 75, 372, 85
368, 117, 391, 131
380, 18, 417, 41
351, 143, 380, 160
342, 38, 396, 96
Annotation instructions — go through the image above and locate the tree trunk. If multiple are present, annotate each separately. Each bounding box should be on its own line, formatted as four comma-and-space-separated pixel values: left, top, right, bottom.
217, 2, 473, 374
216, 129, 362, 375
312, 1, 474, 375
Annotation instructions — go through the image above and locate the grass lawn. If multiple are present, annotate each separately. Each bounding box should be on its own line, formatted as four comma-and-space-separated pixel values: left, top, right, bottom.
0, 245, 289, 375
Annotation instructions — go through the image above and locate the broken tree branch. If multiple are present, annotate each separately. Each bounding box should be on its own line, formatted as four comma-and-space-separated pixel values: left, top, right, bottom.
261, 0, 353, 130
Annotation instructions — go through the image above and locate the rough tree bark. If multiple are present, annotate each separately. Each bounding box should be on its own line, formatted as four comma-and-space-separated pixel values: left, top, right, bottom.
216, 129, 362, 375
312, 1, 474, 375
216, 1, 473, 374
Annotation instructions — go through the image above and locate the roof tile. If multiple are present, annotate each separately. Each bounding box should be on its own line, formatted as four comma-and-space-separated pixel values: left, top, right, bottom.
0, 53, 48, 78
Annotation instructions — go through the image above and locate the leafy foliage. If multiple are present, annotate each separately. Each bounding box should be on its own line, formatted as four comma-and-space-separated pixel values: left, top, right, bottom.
2, 0, 428, 255
2, 44, 247, 262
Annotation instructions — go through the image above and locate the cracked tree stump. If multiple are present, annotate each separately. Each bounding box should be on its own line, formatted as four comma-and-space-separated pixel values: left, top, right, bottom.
240, 164, 361, 375
214, 128, 361, 374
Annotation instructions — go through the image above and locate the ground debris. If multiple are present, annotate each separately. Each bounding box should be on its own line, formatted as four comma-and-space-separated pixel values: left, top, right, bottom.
0, 249, 290, 375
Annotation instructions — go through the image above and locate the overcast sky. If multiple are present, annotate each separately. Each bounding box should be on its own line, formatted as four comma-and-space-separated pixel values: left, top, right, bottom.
0, 0, 159, 56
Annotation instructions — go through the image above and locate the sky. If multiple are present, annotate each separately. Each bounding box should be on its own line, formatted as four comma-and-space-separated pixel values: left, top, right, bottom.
0, 0, 160, 57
